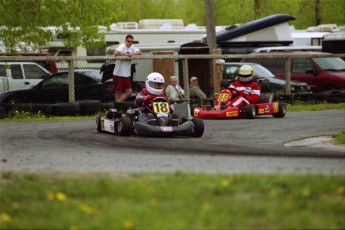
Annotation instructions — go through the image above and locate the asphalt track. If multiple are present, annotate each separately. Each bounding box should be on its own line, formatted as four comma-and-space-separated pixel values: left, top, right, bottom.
1, 110, 345, 175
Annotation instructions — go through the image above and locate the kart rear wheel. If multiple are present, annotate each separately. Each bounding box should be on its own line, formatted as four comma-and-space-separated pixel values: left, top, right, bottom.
117, 117, 132, 136
273, 102, 287, 118
96, 115, 103, 133
245, 104, 256, 119
192, 118, 204, 137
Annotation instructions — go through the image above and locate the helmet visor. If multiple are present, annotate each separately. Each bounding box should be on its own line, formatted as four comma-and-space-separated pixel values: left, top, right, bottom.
149, 82, 164, 89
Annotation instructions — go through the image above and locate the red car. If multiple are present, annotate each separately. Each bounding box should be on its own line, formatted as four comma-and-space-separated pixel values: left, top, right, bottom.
193, 87, 286, 119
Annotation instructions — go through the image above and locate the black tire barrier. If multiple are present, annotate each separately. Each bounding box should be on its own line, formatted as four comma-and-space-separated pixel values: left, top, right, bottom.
27, 104, 53, 116
77, 100, 102, 115
327, 98, 345, 103
0, 105, 6, 119
52, 102, 80, 116
0, 103, 29, 114
101, 102, 115, 111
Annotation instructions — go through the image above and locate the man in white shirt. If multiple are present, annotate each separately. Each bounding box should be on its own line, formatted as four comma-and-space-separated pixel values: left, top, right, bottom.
113, 34, 142, 103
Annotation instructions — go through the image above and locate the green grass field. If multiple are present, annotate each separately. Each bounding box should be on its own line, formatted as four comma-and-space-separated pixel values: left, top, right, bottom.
1, 173, 344, 229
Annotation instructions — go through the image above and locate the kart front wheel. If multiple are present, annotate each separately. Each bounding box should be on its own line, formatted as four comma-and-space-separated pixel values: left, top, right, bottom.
245, 104, 256, 119
117, 117, 132, 136
192, 118, 204, 137
273, 102, 287, 118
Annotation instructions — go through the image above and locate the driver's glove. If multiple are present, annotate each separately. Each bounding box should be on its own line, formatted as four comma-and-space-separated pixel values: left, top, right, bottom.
141, 95, 154, 104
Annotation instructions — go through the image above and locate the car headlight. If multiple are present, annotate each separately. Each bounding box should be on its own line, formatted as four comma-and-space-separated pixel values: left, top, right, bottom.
291, 86, 295, 92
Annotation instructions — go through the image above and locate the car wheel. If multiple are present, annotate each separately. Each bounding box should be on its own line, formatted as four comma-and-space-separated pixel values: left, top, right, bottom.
1, 103, 29, 114
0, 105, 6, 119
273, 102, 287, 118
192, 118, 204, 137
117, 117, 132, 136
245, 104, 256, 119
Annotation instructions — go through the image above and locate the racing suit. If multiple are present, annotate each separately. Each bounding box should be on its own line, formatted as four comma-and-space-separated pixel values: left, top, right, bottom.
135, 88, 168, 123
227, 80, 261, 107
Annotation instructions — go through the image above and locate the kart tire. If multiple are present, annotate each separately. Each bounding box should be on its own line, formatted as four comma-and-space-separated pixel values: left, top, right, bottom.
96, 115, 103, 133
245, 104, 256, 119
273, 102, 287, 118
117, 117, 132, 136
192, 118, 204, 137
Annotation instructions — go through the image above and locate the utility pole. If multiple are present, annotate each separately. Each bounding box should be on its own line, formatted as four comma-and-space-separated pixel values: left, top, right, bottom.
205, 0, 222, 93
205, 0, 217, 52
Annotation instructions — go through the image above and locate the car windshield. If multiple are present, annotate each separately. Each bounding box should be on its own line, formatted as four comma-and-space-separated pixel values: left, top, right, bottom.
251, 64, 276, 78
224, 64, 277, 79
77, 70, 102, 81
312, 57, 345, 71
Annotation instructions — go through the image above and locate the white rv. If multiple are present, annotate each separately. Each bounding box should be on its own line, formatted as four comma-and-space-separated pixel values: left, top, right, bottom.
38, 19, 225, 70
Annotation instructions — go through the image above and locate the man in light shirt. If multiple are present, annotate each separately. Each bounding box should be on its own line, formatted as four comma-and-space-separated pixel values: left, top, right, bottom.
112, 34, 142, 103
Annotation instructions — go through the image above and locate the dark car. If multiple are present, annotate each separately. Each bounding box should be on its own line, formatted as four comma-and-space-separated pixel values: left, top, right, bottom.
222, 62, 312, 97
0, 71, 114, 104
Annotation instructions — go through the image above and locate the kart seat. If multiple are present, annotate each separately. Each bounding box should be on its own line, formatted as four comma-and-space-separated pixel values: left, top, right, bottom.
257, 79, 273, 103
258, 93, 273, 103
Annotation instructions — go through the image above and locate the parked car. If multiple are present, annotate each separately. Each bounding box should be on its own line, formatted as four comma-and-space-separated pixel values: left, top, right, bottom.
221, 62, 312, 98
0, 71, 145, 104
0, 71, 114, 104
252, 46, 322, 53
0, 62, 52, 93
241, 51, 345, 93
0, 52, 58, 74
75, 68, 103, 81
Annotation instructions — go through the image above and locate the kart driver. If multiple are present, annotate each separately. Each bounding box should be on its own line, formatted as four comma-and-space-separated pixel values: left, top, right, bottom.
227, 64, 261, 107
135, 72, 169, 123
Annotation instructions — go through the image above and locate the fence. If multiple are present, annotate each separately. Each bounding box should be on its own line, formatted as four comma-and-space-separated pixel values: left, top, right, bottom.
0, 52, 344, 104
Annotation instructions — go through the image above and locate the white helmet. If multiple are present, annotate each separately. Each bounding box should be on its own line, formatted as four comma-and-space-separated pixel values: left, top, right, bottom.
145, 72, 165, 95
238, 65, 254, 83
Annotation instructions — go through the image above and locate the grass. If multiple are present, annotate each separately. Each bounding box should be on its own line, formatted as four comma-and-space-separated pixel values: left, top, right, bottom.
1, 172, 344, 229
1, 102, 344, 229
286, 101, 345, 112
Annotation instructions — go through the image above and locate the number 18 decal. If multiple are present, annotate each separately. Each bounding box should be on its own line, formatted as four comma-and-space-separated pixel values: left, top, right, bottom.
152, 102, 170, 114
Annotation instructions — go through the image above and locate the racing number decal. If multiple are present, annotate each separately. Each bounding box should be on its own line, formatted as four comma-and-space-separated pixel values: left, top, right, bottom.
273, 102, 279, 112
218, 93, 229, 102
152, 102, 169, 114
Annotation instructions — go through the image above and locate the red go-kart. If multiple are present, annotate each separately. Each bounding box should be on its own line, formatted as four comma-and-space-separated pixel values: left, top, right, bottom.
193, 88, 287, 119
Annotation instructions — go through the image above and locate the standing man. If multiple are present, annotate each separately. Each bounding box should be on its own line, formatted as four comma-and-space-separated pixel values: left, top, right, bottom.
113, 34, 142, 103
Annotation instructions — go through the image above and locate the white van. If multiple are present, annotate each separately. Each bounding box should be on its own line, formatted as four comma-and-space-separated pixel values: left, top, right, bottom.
0, 62, 51, 93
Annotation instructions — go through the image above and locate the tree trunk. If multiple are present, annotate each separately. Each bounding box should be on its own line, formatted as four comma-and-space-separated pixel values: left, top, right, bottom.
315, 0, 321, 25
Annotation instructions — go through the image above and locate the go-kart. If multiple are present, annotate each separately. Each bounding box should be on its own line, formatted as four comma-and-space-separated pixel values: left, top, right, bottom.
96, 97, 204, 137
193, 87, 286, 119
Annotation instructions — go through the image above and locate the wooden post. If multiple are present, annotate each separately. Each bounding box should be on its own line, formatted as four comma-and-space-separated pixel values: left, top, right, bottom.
213, 49, 223, 93
285, 57, 291, 94
68, 59, 75, 102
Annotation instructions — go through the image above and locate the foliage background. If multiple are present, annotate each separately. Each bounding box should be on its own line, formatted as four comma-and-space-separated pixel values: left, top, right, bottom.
0, 0, 344, 51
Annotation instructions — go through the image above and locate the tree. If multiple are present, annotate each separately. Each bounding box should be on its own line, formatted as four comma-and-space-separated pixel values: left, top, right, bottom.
1, 0, 344, 52
0, 0, 122, 52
